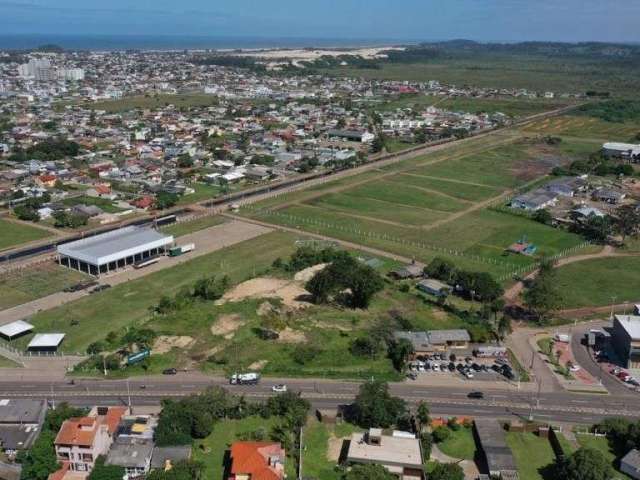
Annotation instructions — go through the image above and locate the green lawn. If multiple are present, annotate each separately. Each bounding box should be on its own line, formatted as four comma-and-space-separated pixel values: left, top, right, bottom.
177, 183, 238, 206
0, 218, 51, 251
576, 434, 628, 480
523, 115, 640, 142
302, 418, 361, 480
192, 416, 294, 480
437, 426, 476, 460
62, 195, 124, 214
506, 432, 556, 480
0, 355, 21, 368
160, 216, 226, 237
554, 257, 640, 308
393, 173, 503, 202
0, 263, 87, 310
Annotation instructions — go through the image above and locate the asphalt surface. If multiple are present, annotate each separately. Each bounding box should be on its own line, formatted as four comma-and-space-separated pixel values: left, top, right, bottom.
1, 376, 638, 425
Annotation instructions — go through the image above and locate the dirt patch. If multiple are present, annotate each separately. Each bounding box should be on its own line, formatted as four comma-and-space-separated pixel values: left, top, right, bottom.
278, 327, 307, 343
248, 359, 268, 370
222, 277, 311, 309
512, 153, 565, 182
211, 313, 245, 339
257, 301, 278, 316
293, 263, 328, 283
327, 435, 345, 462
153, 335, 195, 354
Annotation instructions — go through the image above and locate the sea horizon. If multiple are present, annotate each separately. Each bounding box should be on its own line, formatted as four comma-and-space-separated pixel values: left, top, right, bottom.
0, 34, 418, 51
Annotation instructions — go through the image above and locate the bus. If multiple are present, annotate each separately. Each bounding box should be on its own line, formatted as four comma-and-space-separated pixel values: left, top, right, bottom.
133, 257, 159, 269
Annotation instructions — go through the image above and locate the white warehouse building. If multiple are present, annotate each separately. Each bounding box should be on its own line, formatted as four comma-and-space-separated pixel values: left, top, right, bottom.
57, 226, 173, 276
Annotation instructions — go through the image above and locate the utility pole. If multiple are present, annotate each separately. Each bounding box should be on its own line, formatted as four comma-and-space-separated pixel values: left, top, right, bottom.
298, 426, 303, 480
610, 295, 617, 320
50, 383, 55, 410
127, 379, 132, 413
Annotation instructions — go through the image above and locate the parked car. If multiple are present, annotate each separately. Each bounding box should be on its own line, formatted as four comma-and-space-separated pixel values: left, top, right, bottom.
448, 362, 456, 372
465, 372, 474, 379
407, 372, 418, 381
468, 391, 484, 399
569, 365, 581, 372
272, 384, 288, 393
432, 364, 440, 372
162, 368, 177, 375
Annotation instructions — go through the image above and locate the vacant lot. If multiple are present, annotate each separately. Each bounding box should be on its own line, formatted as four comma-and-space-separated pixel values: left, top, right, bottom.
242, 135, 593, 280
437, 426, 477, 460
523, 115, 639, 142
0, 218, 52, 251
506, 432, 556, 480
161, 215, 226, 237
379, 94, 571, 117
70, 93, 219, 113
555, 257, 640, 308
62, 195, 125, 213
0, 263, 87, 310
302, 418, 361, 480
24, 231, 298, 353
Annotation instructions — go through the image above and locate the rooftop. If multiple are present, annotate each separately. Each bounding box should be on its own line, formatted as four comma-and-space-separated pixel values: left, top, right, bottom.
106, 439, 154, 469
347, 431, 423, 470
27, 333, 65, 349
0, 399, 46, 424
0, 320, 34, 339
57, 226, 173, 266
615, 315, 640, 340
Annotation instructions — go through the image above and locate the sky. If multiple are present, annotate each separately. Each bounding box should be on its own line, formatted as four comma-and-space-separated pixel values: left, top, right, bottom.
2, 0, 640, 44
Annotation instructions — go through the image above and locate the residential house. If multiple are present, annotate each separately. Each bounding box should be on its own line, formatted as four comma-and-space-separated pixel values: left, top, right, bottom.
593, 188, 625, 205
510, 190, 557, 211
416, 279, 452, 298
389, 263, 424, 280
227, 441, 285, 480
0, 399, 47, 455
602, 142, 640, 162
36, 174, 57, 188
346, 428, 424, 480
394, 330, 471, 357
53, 406, 128, 477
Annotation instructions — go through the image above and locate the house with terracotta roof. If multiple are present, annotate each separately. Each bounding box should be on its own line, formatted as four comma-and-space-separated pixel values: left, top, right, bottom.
52, 406, 128, 478
228, 441, 285, 480
36, 174, 57, 188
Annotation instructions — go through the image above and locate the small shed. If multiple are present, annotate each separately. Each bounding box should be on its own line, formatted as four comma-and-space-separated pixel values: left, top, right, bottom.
27, 333, 65, 352
0, 320, 34, 341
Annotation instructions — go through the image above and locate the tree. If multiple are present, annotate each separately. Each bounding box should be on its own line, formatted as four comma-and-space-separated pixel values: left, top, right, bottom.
18, 430, 59, 480
424, 258, 457, 283
416, 401, 430, 428
497, 314, 512, 340
388, 338, 414, 372
87, 456, 125, 480
14, 205, 40, 222
616, 204, 640, 242
350, 336, 383, 359
429, 462, 465, 480
432, 425, 451, 442
45, 403, 87, 432
524, 261, 563, 324
554, 447, 614, 480
343, 464, 396, 480
155, 192, 178, 210
371, 134, 386, 153
533, 208, 553, 225
177, 153, 194, 168
352, 380, 407, 428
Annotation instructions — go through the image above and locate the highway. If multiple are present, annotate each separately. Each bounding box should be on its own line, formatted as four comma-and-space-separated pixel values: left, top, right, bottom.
0, 375, 638, 425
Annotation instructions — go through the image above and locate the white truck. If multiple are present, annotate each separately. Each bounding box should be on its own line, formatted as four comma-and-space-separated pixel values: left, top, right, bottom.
229, 372, 260, 385
168, 243, 195, 257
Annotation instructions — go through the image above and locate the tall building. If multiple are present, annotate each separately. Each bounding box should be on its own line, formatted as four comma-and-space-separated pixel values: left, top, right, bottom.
17, 58, 56, 81
59, 68, 85, 81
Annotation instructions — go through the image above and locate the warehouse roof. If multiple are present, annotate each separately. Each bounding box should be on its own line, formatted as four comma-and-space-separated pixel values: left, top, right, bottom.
27, 333, 65, 349
0, 320, 34, 339
57, 226, 173, 266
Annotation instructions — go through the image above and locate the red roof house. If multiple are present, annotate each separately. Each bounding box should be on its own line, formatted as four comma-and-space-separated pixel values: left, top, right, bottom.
228, 442, 285, 480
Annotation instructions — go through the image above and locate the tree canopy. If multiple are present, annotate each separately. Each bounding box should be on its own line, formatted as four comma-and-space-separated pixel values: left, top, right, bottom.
87, 456, 125, 480
429, 462, 465, 480
554, 447, 614, 480
343, 464, 396, 480
352, 380, 407, 428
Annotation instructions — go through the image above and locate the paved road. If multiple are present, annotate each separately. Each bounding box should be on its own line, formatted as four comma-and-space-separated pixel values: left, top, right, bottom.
0, 220, 271, 327
0, 375, 638, 425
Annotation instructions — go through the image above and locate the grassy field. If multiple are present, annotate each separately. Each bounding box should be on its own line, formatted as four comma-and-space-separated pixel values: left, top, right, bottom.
576, 434, 628, 480
24, 231, 299, 353
301, 419, 361, 480
62, 195, 124, 213
24, 229, 469, 380
192, 416, 295, 480
176, 182, 238, 206
160, 215, 226, 237
71, 94, 219, 113
554, 257, 640, 308
506, 432, 557, 480
0, 263, 87, 310
0, 218, 51, 251
0, 355, 21, 368
378, 94, 572, 117
240, 132, 597, 282
436, 426, 477, 460
322, 54, 640, 97
523, 115, 640, 142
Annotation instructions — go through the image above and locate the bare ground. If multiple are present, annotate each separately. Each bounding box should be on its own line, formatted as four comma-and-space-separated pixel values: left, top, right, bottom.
211, 313, 245, 339
153, 335, 195, 354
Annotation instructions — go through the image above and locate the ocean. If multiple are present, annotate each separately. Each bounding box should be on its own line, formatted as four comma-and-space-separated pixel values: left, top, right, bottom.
0, 34, 411, 51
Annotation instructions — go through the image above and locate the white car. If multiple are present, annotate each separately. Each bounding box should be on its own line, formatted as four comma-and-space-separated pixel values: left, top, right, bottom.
465, 372, 474, 379
432, 364, 440, 372
272, 384, 287, 393
569, 365, 581, 372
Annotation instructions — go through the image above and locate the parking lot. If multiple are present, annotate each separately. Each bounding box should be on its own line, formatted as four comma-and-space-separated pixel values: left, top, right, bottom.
407, 351, 519, 383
